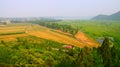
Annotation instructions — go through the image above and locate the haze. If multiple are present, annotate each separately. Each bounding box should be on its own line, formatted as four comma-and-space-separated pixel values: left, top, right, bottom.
0, 0, 120, 19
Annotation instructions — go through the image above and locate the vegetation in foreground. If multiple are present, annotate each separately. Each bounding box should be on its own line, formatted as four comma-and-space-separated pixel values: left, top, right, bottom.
0, 20, 119, 67
0, 35, 120, 67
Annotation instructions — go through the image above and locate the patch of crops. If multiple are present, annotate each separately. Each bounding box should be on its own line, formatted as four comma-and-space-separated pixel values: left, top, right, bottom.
0, 31, 25, 36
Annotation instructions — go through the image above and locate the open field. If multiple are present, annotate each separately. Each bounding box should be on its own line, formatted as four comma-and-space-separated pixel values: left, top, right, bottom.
58, 20, 120, 47
0, 23, 99, 48
26, 25, 84, 47
0, 23, 29, 40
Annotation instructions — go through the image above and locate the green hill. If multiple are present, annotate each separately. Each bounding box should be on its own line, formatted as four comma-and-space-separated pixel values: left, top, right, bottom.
92, 11, 120, 20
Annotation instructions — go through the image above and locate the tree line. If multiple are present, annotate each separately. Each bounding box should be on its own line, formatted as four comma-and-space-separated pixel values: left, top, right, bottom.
32, 20, 79, 36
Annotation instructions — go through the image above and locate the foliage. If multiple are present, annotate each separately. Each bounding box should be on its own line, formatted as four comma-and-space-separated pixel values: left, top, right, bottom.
31, 21, 79, 35
0, 36, 120, 67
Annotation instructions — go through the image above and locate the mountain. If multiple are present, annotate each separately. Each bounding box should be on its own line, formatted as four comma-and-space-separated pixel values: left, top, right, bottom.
92, 11, 120, 20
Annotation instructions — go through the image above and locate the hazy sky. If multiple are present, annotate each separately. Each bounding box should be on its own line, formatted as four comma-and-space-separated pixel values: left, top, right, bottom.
0, 0, 120, 18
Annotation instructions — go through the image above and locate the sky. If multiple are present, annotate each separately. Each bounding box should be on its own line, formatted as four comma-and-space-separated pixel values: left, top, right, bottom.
0, 0, 120, 18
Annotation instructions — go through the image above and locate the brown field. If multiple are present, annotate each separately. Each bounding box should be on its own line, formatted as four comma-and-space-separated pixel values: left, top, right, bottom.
26, 24, 84, 47
75, 31, 99, 48
0, 25, 26, 33
0, 34, 28, 41
0, 24, 28, 40
0, 23, 99, 48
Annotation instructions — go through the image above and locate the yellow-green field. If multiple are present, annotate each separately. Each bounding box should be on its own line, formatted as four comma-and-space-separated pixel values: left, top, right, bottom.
0, 23, 99, 48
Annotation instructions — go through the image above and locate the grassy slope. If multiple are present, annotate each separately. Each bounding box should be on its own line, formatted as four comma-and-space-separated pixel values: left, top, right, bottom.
0, 23, 100, 48
0, 36, 66, 66
0, 23, 83, 47
26, 24, 84, 47
58, 20, 120, 47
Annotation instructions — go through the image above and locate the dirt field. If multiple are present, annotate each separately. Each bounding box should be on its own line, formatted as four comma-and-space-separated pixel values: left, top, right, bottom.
75, 31, 99, 48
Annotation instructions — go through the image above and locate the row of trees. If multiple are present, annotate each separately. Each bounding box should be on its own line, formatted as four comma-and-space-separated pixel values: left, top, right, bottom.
34, 21, 79, 35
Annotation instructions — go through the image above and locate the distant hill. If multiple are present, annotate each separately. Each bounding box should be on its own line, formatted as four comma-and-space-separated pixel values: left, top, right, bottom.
92, 11, 120, 20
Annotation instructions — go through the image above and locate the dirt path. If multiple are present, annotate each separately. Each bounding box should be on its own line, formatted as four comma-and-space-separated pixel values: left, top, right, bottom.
75, 31, 99, 48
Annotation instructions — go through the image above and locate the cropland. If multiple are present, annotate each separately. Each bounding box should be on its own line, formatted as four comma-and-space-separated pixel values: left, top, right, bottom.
0, 23, 99, 48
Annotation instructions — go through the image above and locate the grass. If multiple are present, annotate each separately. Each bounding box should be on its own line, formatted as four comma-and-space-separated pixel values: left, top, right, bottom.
0, 23, 85, 48
58, 20, 120, 47
0, 22, 103, 48
0, 35, 80, 66
0, 31, 25, 36
0, 34, 81, 66
0, 22, 119, 67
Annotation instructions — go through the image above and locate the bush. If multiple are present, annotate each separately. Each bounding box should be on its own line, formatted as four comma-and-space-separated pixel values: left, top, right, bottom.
0, 47, 12, 64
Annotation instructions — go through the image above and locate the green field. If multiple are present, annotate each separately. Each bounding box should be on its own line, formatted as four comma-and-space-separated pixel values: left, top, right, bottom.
57, 20, 120, 47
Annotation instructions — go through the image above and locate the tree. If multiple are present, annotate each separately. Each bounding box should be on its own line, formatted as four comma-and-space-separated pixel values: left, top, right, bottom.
76, 47, 92, 67
99, 37, 112, 67
45, 57, 54, 67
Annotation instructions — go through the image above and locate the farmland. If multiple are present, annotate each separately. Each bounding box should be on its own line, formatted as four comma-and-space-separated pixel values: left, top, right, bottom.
0, 0, 120, 66
0, 23, 99, 48
0, 21, 120, 67
0, 23, 100, 66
